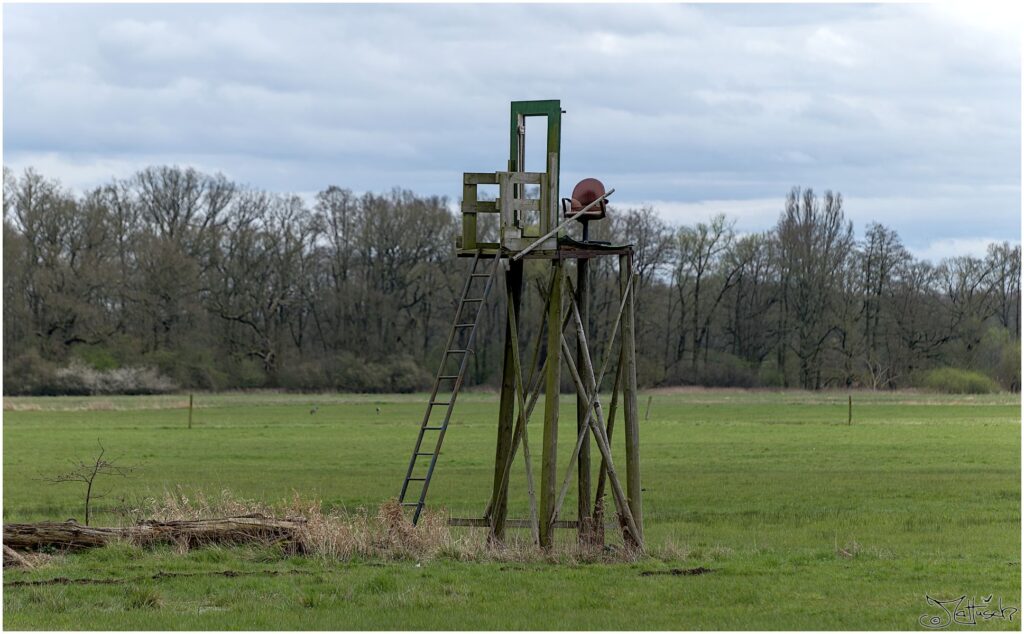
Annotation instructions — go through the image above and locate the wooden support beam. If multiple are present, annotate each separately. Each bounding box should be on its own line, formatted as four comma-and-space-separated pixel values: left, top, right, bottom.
540, 261, 563, 549
619, 253, 644, 546
575, 256, 592, 543
451, 517, 577, 529
450, 517, 624, 531
488, 260, 523, 542
488, 268, 559, 543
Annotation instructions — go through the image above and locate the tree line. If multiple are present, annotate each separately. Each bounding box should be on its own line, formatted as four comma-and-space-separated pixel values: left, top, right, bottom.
3, 165, 1020, 394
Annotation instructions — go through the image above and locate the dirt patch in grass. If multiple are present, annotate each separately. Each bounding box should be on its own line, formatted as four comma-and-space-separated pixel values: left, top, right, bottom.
5, 569, 313, 587
639, 566, 713, 577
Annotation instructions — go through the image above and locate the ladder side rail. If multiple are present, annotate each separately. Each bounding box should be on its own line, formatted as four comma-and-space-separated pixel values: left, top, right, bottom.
400, 251, 482, 502
413, 254, 502, 523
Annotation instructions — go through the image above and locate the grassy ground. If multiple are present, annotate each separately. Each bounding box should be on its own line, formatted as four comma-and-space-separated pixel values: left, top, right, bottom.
3, 389, 1020, 629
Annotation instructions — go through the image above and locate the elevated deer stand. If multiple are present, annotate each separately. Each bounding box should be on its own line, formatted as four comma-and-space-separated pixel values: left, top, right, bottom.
398, 100, 643, 551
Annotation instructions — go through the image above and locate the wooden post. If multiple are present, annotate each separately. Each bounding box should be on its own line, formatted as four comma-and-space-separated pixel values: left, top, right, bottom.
540, 261, 562, 549
619, 254, 643, 545
645, 395, 653, 421
488, 260, 523, 542
501, 121, 525, 520
848, 394, 852, 426
188, 393, 193, 429
576, 255, 592, 544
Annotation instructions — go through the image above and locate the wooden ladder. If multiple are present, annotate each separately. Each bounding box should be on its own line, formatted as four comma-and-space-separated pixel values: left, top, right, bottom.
399, 250, 502, 524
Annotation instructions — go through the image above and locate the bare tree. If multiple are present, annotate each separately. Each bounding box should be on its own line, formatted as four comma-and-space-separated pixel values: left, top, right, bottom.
3, 165, 1019, 393
676, 214, 742, 375
41, 441, 133, 526
776, 188, 855, 389
985, 242, 1021, 336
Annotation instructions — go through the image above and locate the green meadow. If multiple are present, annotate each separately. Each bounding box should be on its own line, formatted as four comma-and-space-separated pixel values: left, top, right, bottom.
3, 390, 1020, 630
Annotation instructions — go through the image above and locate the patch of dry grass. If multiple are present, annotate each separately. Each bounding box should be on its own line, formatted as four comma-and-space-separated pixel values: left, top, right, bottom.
116, 487, 647, 564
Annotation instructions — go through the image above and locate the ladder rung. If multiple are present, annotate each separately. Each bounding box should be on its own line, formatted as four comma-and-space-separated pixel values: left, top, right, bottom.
454, 323, 474, 328
423, 426, 445, 431
406, 477, 426, 481
430, 401, 450, 406
438, 375, 458, 380
415, 452, 434, 456
447, 349, 470, 354
462, 298, 484, 303
470, 273, 490, 278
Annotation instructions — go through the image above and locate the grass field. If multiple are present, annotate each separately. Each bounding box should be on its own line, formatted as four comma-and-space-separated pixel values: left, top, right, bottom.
3, 389, 1020, 629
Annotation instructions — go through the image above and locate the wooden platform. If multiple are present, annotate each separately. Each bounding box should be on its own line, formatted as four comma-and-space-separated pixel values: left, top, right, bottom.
457, 238, 634, 260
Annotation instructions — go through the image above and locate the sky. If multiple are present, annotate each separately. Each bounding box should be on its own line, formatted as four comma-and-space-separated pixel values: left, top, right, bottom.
3, 3, 1020, 260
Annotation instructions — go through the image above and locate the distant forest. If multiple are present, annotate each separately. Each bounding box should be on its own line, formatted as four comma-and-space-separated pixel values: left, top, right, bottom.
3, 165, 1020, 395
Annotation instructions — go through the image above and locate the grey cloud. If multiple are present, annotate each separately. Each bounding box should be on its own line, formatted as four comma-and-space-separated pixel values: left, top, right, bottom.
3, 3, 1019, 258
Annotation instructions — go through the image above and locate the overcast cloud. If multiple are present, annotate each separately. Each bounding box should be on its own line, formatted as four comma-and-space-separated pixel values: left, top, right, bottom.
3, 3, 1020, 260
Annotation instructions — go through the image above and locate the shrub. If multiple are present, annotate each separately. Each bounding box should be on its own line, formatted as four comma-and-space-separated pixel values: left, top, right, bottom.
334, 356, 390, 393
325, 353, 431, 393
977, 327, 1021, 391
996, 341, 1021, 392
757, 362, 786, 388
72, 345, 120, 371
226, 358, 267, 389
919, 367, 1000, 394
146, 348, 224, 390
699, 353, 757, 388
3, 351, 58, 395
278, 360, 330, 392
51, 361, 178, 395
662, 352, 758, 388
635, 356, 666, 387
386, 357, 431, 393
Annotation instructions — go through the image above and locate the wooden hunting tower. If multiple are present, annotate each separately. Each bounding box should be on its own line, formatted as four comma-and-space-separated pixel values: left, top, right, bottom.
399, 100, 643, 550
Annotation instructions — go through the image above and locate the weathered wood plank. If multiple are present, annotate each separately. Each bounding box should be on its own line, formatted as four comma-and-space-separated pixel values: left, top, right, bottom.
488, 268, 557, 543
488, 262, 523, 542
451, 518, 576, 529
463, 172, 499, 185
4, 517, 305, 552
540, 261, 562, 549
620, 253, 644, 545
576, 255, 592, 544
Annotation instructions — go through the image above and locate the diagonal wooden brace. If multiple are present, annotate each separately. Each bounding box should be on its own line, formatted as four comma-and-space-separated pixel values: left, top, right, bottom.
560, 333, 643, 550
549, 270, 636, 528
